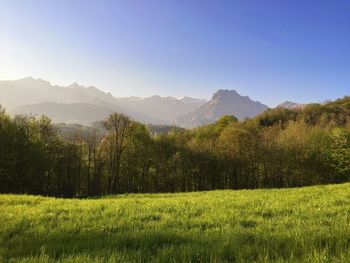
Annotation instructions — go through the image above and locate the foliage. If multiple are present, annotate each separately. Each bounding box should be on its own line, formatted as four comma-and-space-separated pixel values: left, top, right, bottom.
0, 97, 350, 196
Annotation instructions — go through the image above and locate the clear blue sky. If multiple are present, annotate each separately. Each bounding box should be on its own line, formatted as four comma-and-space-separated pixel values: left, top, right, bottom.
1, 0, 349, 106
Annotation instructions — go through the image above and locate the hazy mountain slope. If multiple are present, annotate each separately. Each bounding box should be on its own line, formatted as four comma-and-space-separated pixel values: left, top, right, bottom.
0, 77, 117, 110
0, 77, 206, 124
11, 102, 116, 124
115, 96, 206, 123
179, 96, 207, 106
177, 89, 268, 127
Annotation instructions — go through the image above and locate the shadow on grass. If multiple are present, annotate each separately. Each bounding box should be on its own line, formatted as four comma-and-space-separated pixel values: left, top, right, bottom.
3, 230, 195, 260
3, 228, 350, 262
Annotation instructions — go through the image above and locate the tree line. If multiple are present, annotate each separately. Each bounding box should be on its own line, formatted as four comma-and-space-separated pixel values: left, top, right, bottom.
0, 97, 349, 197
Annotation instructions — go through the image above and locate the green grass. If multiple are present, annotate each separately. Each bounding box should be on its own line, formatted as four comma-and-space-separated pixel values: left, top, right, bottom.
1, 184, 350, 262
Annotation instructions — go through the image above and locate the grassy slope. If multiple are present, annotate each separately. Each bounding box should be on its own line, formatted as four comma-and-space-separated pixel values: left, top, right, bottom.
1, 184, 350, 262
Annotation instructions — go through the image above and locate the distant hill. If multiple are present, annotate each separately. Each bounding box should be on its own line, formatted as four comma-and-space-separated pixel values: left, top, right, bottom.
176, 89, 268, 127
277, 101, 307, 109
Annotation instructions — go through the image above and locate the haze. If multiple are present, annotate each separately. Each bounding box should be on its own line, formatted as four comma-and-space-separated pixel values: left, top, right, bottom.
1, 0, 350, 106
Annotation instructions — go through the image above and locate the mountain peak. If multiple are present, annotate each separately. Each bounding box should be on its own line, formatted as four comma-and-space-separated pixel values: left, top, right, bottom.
213, 89, 238, 96
212, 89, 243, 100
212, 89, 255, 104
176, 89, 268, 128
216, 89, 238, 94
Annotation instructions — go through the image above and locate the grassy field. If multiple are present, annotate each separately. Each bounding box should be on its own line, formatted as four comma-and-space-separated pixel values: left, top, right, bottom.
1, 184, 350, 262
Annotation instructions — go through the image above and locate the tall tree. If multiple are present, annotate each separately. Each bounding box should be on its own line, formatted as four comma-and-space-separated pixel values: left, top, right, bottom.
103, 113, 135, 194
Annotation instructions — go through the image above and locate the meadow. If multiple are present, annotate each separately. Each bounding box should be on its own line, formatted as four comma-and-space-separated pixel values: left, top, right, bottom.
1, 183, 350, 262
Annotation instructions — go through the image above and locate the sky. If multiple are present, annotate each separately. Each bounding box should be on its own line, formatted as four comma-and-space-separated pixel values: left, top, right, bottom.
0, 0, 349, 106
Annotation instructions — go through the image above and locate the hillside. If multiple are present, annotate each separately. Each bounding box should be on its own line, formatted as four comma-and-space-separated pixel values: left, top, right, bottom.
1, 183, 350, 262
11, 102, 115, 125
177, 89, 268, 127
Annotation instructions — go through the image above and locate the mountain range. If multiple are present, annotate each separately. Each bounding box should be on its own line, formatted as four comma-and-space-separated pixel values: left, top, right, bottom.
0, 77, 290, 127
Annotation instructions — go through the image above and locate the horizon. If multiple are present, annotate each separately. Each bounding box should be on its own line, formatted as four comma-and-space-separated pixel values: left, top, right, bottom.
3, 76, 339, 107
2, 75, 320, 107
1, 0, 349, 107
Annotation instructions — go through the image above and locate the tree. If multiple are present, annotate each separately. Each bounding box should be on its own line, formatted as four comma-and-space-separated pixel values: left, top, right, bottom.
215, 115, 238, 131
218, 126, 255, 189
328, 128, 350, 181
103, 113, 135, 194
82, 127, 105, 196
